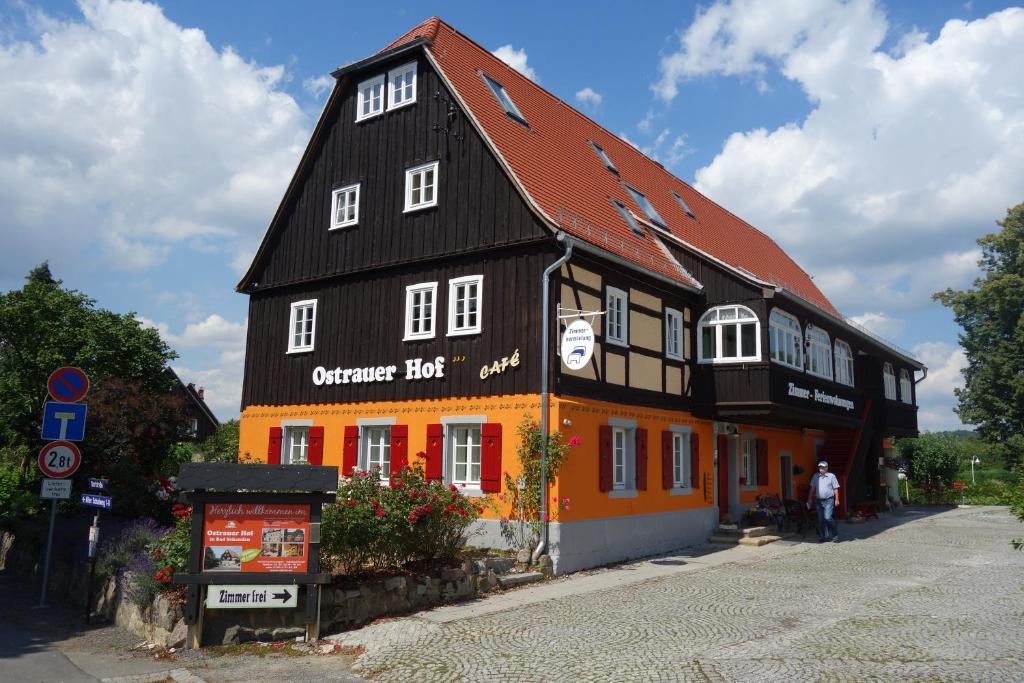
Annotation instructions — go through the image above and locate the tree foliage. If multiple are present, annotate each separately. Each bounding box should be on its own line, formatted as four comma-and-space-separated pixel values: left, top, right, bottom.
196, 419, 241, 463
934, 204, 1024, 464
897, 433, 962, 487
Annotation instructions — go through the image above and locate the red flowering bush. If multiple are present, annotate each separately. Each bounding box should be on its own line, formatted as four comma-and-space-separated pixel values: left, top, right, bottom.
320, 463, 484, 574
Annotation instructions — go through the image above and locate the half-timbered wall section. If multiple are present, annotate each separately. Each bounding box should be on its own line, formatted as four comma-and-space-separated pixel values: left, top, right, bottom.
243, 54, 549, 291
555, 258, 698, 410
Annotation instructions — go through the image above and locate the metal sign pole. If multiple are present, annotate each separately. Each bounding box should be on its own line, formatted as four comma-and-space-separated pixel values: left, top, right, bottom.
38, 498, 57, 607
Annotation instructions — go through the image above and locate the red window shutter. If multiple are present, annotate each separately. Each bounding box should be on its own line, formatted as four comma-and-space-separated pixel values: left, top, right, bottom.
756, 438, 769, 486
598, 425, 613, 492
636, 428, 648, 491
425, 424, 443, 481
389, 425, 409, 480
690, 432, 700, 488
661, 431, 674, 489
342, 426, 359, 475
480, 423, 502, 492
308, 426, 324, 466
267, 427, 282, 465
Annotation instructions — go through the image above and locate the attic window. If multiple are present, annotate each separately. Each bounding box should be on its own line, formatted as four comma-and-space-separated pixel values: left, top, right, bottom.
611, 200, 644, 237
589, 141, 618, 174
625, 185, 666, 228
672, 191, 696, 219
480, 72, 527, 125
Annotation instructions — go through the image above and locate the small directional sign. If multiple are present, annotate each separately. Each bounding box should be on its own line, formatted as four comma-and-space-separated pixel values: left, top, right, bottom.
47, 367, 90, 403
38, 440, 81, 478
41, 401, 87, 441
40, 478, 73, 500
87, 478, 109, 491
206, 584, 298, 609
80, 493, 112, 509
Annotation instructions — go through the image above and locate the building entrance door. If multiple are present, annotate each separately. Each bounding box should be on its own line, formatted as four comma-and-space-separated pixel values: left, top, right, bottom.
780, 453, 793, 499
717, 434, 729, 521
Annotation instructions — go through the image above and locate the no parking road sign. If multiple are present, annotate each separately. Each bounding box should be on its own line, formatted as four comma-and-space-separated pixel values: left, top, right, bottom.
41, 401, 87, 441
47, 367, 90, 403
38, 440, 81, 478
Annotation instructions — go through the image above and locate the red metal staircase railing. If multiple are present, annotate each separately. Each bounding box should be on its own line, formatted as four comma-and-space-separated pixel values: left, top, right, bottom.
818, 400, 873, 517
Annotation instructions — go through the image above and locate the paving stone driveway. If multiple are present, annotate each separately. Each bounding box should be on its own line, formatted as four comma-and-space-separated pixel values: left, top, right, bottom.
332, 506, 1024, 682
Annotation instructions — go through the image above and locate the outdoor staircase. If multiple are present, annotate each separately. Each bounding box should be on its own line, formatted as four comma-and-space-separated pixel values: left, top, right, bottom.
709, 525, 790, 547
818, 400, 873, 517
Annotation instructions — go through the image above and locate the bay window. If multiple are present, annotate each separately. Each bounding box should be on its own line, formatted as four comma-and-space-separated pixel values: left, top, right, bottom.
697, 305, 760, 363
899, 369, 914, 405
805, 325, 833, 380
769, 309, 803, 370
883, 363, 897, 400
835, 339, 855, 386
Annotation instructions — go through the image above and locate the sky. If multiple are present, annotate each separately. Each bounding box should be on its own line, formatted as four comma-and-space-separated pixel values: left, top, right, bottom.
1, 0, 1021, 429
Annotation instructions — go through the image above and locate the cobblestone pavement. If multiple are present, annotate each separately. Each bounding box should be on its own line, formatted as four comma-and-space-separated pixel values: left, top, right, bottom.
332, 506, 1024, 682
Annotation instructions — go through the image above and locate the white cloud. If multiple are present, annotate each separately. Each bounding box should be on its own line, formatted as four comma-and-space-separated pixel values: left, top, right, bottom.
633, 128, 695, 169
656, 2, 1022, 319
172, 362, 243, 415
491, 44, 538, 81
303, 74, 333, 99
912, 341, 969, 431
575, 86, 602, 107
847, 311, 904, 339
0, 0, 309, 279
138, 313, 246, 349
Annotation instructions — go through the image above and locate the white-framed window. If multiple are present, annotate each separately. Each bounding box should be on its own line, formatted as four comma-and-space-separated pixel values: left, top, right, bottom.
883, 363, 897, 400
899, 369, 914, 405
449, 424, 482, 488
835, 339, 855, 387
283, 426, 309, 465
447, 275, 483, 336
361, 425, 391, 474
697, 305, 760, 363
606, 286, 628, 347
356, 74, 385, 121
287, 299, 317, 354
404, 161, 438, 212
806, 325, 833, 380
404, 282, 437, 340
330, 184, 359, 229
665, 307, 684, 360
480, 71, 526, 124
672, 432, 691, 488
769, 309, 803, 370
387, 61, 417, 109
741, 437, 756, 487
613, 427, 627, 490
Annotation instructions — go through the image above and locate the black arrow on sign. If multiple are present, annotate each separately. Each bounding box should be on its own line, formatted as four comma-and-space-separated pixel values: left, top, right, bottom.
271, 589, 292, 602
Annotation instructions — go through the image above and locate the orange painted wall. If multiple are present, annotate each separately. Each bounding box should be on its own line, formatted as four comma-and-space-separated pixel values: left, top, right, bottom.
732, 425, 819, 508
239, 395, 551, 520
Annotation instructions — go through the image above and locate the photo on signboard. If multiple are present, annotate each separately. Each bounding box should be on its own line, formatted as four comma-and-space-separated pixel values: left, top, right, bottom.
283, 528, 305, 543
203, 545, 242, 571
261, 541, 282, 557
282, 543, 304, 558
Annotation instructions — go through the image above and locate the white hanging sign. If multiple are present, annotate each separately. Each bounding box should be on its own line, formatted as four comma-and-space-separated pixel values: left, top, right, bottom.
560, 319, 595, 369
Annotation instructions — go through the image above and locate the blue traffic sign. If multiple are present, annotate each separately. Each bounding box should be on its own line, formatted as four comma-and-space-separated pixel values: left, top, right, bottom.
41, 401, 87, 441
47, 367, 90, 403
80, 493, 112, 509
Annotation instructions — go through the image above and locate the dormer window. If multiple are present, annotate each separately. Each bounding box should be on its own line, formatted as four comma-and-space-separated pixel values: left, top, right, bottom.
611, 199, 644, 236
590, 141, 618, 174
480, 72, 527, 125
625, 185, 666, 228
672, 191, 696, 219
387, 62, 417, 109
356, 74, 385, 121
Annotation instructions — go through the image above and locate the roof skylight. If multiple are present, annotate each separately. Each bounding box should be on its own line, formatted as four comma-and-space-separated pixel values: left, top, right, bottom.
611, 199, 644, 237
672, 191, 696, 219
625, 185, 666, 228
589, 141, 618, 174
480, 72, 527, 125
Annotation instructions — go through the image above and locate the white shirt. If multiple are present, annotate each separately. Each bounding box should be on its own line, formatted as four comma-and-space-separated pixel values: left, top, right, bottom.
811, 472, 839, 500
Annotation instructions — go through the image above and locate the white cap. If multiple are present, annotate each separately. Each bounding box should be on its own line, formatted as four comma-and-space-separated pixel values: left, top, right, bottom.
817, 461, 828, 468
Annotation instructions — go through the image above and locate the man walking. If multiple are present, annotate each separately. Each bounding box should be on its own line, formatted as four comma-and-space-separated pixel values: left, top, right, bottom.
808, 461, 840, 542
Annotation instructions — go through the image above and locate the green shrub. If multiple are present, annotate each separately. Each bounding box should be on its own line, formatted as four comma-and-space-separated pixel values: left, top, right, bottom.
95, 518, 165, 583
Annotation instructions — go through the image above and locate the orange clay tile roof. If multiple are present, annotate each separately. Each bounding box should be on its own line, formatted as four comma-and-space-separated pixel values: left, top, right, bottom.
386, 17, 840, 315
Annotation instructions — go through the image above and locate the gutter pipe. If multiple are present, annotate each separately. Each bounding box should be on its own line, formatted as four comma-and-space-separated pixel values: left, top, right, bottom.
532, 232, 573, 564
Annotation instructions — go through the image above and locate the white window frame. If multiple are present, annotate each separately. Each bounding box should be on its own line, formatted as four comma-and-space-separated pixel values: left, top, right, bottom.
606, 286, 628, 347
665, 307, 684, 360
769, 309, 803, 370
403, 282, 437, 341
697, 305, 760, 364
283, 426, 309, 465
447, 275, 483, 336
741, 436, 757, 488
356, 74, 385, 122
672, 431, 691, 489
612, 427, 628, 490
330, 183, 360, 230
835, 339, 855, 387
287, 299, 317, 354
360, 425, 392, 475
899, 369, 914, 405
883, 362, 897, 400
805, 324, 834, 380
448, 423, 483, 489
387, 61, 417, 110
404, 161, 439, 212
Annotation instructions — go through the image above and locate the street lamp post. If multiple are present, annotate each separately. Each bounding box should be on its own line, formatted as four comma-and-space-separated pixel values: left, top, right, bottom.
971, 457, 980, 485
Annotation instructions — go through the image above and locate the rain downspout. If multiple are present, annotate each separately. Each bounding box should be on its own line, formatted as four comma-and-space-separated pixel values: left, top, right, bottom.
533, 232, 573, 564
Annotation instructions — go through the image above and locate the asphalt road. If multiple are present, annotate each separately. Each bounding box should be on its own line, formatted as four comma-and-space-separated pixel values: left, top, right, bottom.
0, 594, 96, 682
